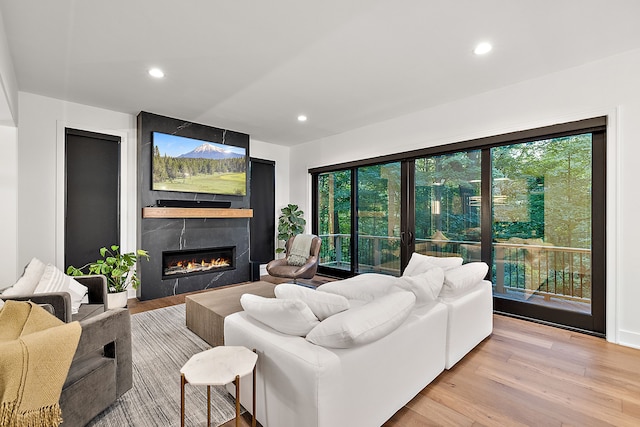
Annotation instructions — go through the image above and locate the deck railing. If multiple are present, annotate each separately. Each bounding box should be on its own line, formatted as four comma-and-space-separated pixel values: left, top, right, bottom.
318, 233, 592, 302
493, 242, 591, 302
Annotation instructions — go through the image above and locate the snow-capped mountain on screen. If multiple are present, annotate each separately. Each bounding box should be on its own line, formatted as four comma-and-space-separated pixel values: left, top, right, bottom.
178, 143, 244, 160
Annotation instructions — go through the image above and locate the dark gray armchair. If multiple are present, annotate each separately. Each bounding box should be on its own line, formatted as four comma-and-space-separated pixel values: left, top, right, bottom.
4, 274, 107, 322
2, 275, 132, 427
60, 307, 132, 426
266, 235, 322, 283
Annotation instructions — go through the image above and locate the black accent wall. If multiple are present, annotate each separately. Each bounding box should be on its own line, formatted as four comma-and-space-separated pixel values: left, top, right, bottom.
137, 111, 251, 300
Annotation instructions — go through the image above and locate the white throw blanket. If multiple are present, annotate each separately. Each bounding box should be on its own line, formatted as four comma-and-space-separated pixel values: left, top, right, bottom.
287, 235, 315, 266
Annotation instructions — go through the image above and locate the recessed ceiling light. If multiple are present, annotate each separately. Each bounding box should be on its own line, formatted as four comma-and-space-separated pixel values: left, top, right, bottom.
473, 42, 492, 55
148, 68, 165, 78
297, 115, 307, 122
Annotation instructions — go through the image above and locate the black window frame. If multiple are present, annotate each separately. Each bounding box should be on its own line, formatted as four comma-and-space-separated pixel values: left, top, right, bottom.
311, 117, 606, 335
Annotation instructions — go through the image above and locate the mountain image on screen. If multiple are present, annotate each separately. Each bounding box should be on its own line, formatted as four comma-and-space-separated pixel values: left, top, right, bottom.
152, 132, 247, 196
178, 143, 245, 160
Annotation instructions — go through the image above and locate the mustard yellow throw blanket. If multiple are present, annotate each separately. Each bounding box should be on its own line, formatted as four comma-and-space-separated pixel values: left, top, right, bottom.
0, 301, 81, 427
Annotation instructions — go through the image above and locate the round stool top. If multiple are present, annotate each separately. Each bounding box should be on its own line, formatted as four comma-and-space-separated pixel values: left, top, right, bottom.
180, 346, 257, 386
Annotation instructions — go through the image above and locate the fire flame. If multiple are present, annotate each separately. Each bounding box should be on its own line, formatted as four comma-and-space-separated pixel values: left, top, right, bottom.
165, 256, 230, 276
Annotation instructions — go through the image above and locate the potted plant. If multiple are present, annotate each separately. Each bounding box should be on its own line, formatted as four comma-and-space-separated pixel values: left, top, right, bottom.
67, 245, 150, 309
276, 204, 306, 254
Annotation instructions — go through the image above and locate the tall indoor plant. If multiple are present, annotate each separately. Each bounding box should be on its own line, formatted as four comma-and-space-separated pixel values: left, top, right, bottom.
67, 245, 149, 308
276, 204, 306, 254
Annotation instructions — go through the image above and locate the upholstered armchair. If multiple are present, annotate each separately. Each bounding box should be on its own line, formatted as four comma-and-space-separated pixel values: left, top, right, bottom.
2, 275, 132, 426
59, 307, 132, 427
3, 274, 107, 322
266, 235, 322, 283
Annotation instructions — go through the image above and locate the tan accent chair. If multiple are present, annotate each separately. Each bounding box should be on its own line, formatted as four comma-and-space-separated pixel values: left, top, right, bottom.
266, 236, 322, 283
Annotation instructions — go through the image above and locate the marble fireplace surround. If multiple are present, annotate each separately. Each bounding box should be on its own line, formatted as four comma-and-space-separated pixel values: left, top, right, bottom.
137, 112, 252, 300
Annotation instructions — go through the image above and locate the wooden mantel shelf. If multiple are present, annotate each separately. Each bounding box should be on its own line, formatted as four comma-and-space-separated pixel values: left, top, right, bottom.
142, 207, 253, 219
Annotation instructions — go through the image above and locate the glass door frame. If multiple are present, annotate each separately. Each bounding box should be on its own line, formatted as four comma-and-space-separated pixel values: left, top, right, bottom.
311, 117, 606, 335
488, 130, 606, 334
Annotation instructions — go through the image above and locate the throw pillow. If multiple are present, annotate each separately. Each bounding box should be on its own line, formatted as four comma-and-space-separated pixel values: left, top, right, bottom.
240, 293, 320, 336
394, 266, 444, 305
1, 257, 47, 297
275, 283, 350, 321
0, 298, 4, 310
35, 264, 88, 315
439, 262, 489, 298
403, 252, 463, 277
306, 291, 416, 348
316, 273, 400, 302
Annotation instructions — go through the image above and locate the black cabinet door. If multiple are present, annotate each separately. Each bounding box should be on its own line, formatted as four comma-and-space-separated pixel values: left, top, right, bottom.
249, 158, 275, 262
65, 128, 120, 269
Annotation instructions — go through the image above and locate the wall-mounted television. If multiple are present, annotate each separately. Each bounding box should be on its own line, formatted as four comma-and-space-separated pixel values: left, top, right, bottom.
152, 132, 247, 196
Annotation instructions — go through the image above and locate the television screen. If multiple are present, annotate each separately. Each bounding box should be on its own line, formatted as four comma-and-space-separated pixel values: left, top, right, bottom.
152, 132, 247, 196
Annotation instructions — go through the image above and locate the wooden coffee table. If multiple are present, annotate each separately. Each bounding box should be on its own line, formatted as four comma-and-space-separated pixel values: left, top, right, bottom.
186, 281, 276, 347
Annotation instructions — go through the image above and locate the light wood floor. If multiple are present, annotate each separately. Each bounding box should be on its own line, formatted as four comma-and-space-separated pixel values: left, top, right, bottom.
128, 277, 640, 426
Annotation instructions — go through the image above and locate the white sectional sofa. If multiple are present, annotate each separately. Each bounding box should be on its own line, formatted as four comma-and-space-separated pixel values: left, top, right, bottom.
224, 255, 493, 427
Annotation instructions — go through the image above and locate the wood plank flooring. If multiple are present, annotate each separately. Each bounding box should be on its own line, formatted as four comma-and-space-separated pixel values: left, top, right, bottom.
128, 277, 640, 426
386, 316, 640, 426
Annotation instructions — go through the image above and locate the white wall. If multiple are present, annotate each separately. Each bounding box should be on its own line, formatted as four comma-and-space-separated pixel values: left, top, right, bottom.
0, 7, 18, 125
16, 92, 137, 272
10, 95, 291, 283
0, 125, 17, 284
289, 48, 640, 348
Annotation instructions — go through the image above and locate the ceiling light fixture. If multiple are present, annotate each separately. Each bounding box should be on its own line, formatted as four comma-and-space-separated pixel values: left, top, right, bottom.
148, 68, 165, 78
473, 42, 492, 55
297, 115, 307, 122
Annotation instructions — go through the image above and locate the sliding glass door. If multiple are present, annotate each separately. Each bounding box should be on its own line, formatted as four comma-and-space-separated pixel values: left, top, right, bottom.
414, 151, 482, 262
356, 162, 402, 274
491, 133, 604, 332
312, 118, 605, 334
317, 170, 352, 273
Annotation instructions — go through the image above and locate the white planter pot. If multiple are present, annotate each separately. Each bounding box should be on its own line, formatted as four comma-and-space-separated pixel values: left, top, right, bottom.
107, 291, 128, 310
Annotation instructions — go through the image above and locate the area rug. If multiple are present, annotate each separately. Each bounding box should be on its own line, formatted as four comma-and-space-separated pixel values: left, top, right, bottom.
87, 304, 236, 427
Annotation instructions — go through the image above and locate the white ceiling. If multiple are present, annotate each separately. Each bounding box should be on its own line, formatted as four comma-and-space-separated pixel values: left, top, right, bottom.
2, 0, 640, 146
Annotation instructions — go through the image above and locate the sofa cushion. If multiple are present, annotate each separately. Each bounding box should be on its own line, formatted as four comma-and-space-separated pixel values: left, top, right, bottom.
402, 252, 463, 277
316, 273, 399, 302
0, 298, 4, 310
439, 262, 489, 298
394, 267, 444, 305
305, 291, 416, 348
1, 257, 47, 296
275, 284, 349, 321
35, 264, 88, 315
240, 293, 319, 336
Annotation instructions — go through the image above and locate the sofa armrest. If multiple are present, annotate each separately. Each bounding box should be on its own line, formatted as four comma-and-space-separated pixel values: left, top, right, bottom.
75, 307, 132, 398
2, 292, 72, 322
75, 274, 108, 304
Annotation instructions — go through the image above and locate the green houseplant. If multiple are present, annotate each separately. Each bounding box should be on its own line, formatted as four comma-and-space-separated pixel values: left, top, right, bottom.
276, 204, 306, 254
67, 245, 150, 293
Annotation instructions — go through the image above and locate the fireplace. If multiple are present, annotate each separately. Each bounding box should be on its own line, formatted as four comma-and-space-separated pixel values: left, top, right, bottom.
162, 246, 236, 279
